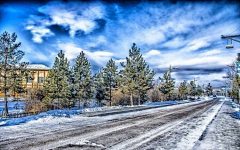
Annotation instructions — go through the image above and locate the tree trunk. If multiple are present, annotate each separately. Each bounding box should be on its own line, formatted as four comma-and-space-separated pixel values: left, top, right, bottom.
4, 53, 9, 116
110, 86, 112, 106
78, 97, 81, 110
130, 92, 133, 106
4, 89, 9, 117
138, 94, 141, 105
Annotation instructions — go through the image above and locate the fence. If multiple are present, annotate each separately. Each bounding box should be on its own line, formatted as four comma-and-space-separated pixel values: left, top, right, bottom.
0, 111, 42, 118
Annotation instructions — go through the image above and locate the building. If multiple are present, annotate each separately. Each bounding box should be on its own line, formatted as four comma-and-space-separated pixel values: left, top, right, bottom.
0, 64, 50, 98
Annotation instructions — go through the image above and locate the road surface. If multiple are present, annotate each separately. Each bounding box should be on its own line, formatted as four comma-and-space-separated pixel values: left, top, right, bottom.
0, 99, 222, 150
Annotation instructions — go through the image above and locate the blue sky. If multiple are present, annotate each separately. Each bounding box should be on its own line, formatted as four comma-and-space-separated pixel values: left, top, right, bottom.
1, 1, 240, 87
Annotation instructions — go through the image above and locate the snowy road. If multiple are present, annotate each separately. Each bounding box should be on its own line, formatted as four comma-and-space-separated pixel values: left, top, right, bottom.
0, 99, 223, 150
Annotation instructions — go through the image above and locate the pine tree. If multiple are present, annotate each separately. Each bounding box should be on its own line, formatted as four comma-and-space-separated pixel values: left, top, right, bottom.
178, 81, 188, 100
10, 63, 29, 98
42, 69, 57, 108
205, 83, 213, 96
188, 81, 197, 96
196, 85, 203, 96
159, 67, 175, 100
94, 70, 105, 106
43, 50, 72, 109
120, 43, 153, 106
136, 59, 155, 105
103, 59, 118, 106
73, 51, 93, 109
0, 32, 29, 116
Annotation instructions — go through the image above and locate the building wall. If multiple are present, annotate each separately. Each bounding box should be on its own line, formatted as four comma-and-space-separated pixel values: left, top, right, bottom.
0, 69, 49, 98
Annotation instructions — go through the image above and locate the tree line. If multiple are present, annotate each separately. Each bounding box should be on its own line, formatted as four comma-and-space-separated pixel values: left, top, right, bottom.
42, 43, 155, 109
0, 32, 214, 116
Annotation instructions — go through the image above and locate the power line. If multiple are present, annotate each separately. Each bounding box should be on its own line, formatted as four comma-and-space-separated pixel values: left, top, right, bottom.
228, 26, 240, 36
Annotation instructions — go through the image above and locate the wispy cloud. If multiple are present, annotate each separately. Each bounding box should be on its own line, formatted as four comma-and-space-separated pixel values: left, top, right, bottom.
200, 49, 221, 56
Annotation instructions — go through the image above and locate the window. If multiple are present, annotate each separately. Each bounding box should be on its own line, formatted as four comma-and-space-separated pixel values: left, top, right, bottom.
38, 77, 44, 83
27, 77, 32, 83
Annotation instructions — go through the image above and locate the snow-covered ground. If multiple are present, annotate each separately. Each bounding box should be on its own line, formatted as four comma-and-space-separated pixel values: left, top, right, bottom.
231, 100, 240, 119
0, 101, 25, 115
2, 97, 238, 150
0, 98, 203, 127
196, 99, 240, 150
0, 99, 218, 150
0, 105, 124, 126
136, 99, 223, 150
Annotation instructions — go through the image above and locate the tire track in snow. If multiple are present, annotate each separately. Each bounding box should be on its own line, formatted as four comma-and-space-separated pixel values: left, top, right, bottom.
107, 100, 217, 150
0, 100, 208, 145
0, 100, 214, 150
36, 101, 215, 150
192, 100, 224, 150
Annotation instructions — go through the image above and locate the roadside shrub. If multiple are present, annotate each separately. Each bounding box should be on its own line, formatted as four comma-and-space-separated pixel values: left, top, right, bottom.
147, 87, 166, 102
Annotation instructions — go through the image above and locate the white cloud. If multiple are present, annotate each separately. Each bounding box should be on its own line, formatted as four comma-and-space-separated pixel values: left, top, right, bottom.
26, 26, 54, 43
200, 49, 221, 56
144, 50, 161, 58
86, 35, 107, 47
136, 28, 165, 45
163, 37, 186, 48
185, 39, 210, 52
26, 1, 105, 42
57, 42, 114, 66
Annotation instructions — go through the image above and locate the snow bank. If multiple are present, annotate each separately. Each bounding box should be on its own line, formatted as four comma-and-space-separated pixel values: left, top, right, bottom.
0, 109, 81, 126
231, 101, 240, 119
0, 106, 123, 127
0, 98, 207, 127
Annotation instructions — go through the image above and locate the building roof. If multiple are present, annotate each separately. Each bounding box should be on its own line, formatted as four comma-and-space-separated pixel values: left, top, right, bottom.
27, 64, 50, 70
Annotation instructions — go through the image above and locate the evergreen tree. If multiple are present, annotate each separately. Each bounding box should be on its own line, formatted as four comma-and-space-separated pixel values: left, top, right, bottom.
205, 83, 213, 96
103, 59, 118, 106
94, 70, 105, 106
159, 67, 175, 100
73, 51, 93, 109
120, 43, 154, 106
188, 80, 197, 96
196, 85, 203, 96
43, 50, 72, 109
120, 43, 141, 106
136, 59, 155, 105
178, 81, 188, 100
0, 32, 29, 116
10, 63, 29, 98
